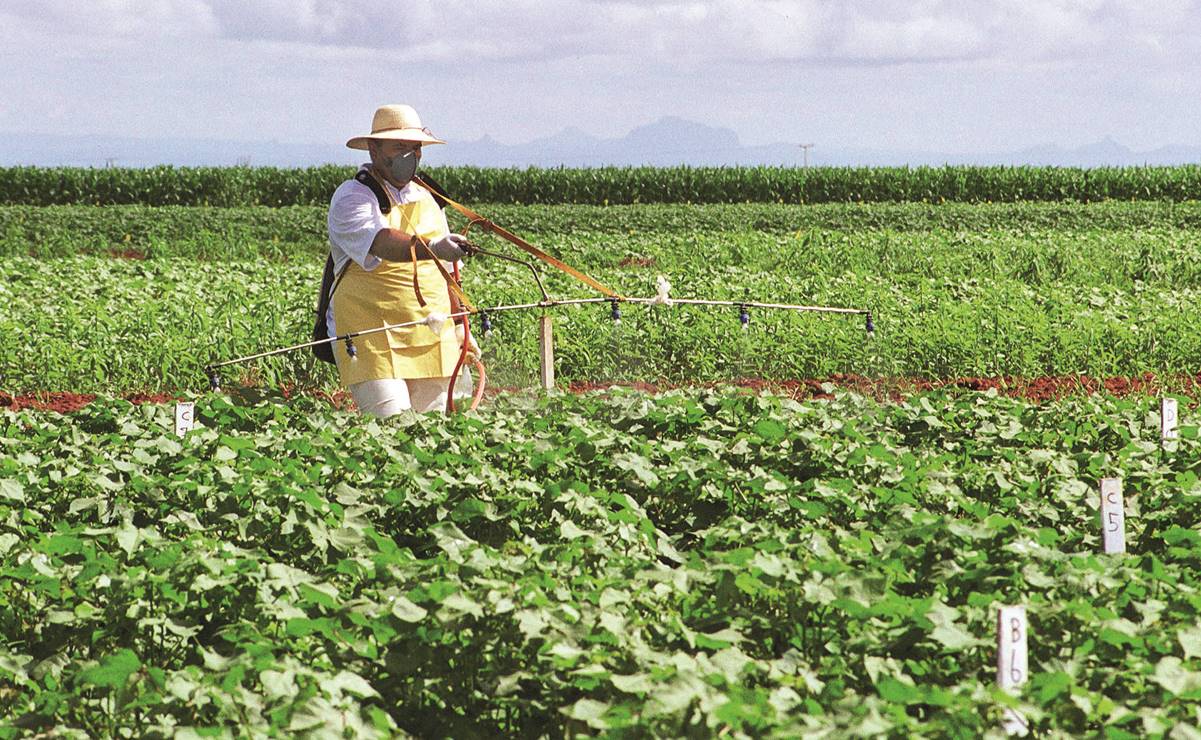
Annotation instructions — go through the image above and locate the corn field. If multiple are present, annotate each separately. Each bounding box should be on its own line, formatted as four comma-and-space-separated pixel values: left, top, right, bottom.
3, 164, 1201, 206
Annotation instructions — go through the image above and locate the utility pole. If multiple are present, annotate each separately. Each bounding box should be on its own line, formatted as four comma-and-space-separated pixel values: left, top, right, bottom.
799, 143, 814, 168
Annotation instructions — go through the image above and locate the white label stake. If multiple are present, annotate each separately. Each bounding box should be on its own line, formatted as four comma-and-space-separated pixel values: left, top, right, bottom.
1161, 397, 1179, 442
175, 401, 195, 437
1100, 478, 1125, 554
997, 605, 1029, 736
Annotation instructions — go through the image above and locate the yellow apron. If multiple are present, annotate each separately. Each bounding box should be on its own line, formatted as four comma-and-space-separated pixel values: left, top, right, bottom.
332, 185, 460, 385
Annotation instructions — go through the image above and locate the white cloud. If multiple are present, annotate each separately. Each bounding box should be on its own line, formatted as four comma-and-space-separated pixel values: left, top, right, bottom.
4, 0, 217, 37
2, 0, 1200, 152
12, 1, 1196, 65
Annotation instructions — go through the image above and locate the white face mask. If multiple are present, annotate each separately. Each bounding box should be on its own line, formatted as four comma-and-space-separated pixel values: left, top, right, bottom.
386, 150, 418, 186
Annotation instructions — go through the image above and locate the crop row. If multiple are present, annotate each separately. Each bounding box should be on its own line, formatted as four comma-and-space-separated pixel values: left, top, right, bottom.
4, 164, 1201, 206
3, 247, 1201, 395
7, 208, 1201, 293
3, 390, 1200, 736
9, 201, 1201, 261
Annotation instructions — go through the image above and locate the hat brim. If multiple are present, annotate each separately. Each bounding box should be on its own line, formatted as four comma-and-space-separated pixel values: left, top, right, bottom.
347, 128, 446, 149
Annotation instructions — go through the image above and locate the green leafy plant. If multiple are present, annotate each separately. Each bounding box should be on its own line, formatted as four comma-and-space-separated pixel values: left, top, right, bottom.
4, 165, 1201, 206
2, 389, 1200, 735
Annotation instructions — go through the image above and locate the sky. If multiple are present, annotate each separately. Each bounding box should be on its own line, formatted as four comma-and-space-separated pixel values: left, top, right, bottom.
3, 0, 1200, 164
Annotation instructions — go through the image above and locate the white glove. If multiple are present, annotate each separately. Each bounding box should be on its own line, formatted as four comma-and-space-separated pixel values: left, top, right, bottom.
428, 233, 469, 262
455, 323, 481, 360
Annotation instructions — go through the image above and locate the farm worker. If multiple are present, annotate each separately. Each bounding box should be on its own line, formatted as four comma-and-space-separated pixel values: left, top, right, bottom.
325, 104, 477, 416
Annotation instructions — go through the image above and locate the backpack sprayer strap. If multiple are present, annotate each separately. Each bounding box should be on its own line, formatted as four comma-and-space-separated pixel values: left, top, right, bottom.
412, 175, 621, 299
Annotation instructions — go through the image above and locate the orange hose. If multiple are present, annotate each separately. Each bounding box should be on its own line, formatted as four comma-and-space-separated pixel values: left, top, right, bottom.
446, 259, 471, 413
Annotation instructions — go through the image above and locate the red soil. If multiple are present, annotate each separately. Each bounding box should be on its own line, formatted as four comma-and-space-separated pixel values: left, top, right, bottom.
3, 373, 1197, 414
565, 372, 1201, 404
109, 248, 147, 260
0, 392, 99, 413
0, 391, 175, 413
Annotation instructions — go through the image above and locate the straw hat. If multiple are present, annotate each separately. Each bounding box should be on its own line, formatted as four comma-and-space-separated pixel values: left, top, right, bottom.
346, 104, 446, 149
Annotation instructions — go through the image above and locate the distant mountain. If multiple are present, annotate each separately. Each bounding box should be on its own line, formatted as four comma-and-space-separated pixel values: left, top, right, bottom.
0, 133, 352, 168
442, 117, 746, 167
440, 122, 1201, 168
1003, 137, 1201, 167
2, 120, 1199, 168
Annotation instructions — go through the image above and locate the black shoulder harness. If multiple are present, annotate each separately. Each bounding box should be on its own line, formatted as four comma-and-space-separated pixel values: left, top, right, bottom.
418, 171, 450, 210
354, 169, 449, 211
354, 169, 391, 212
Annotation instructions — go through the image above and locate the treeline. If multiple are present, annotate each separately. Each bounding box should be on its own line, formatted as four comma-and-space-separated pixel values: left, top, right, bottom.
1, 164, 1200, 206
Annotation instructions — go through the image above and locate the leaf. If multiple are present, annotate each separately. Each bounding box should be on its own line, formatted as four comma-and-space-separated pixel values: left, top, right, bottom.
547, 642, 586, 664
298, 581, 340, 609
1178, 623, 1201, 660
769, 685, 803, 713
114, 523, 139, 556
266, 562, 315, 594
610, 673, 654, 694
752, 418, 787, 443
155, 436, 183, 455
285, 618, 335, 638
0, 650, 31, 678
78, 649, 140, 690
696, 627, 742, 650
319, 670, 378, 699
1153, 657, 1201, 696
878, 676, 920, 704
328, 526, 364, 551
494, 671, 528, 696
332, 482, 362, 504
613, 452, 660, 488
259, 669, 297, 700
0, 479, 25, 502
930, 623, 979, 650
853, 706, 894, 736
287, 696, 337, 732
560, 698, 610, 729
708, 647, 753, 681
430, 522, 477, 562
390, 596, 428, 623
648, 678, 702, 716
560, 519, 590, 540
439, 592, 484, 619
1170, 722, 1201, 740
1034, 671, 1073, 703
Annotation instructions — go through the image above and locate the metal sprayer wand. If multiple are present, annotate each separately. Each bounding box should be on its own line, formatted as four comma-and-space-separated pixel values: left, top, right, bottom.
204, 299, 873, 389
203, 246, 873, 390
467, 247, 552, 303
204, 311, 473, 390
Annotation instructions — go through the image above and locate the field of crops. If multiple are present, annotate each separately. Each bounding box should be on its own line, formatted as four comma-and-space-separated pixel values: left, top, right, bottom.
4, 167, 1201, 736
4, 391, 1201, 736
4, 200, 1201, 395
5, 164, 1201, 206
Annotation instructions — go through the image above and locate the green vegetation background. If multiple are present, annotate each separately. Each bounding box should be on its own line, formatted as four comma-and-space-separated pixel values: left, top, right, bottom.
3, 200, 1200, 394
5, 167, 1201, 737
3, 164, 1201, 205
